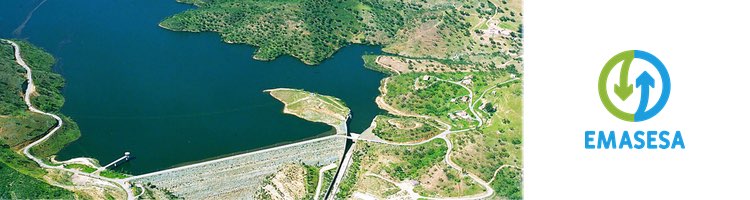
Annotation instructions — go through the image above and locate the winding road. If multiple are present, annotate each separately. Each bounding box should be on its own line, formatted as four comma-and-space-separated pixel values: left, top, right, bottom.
2, 39, 136, 200
354, 76, 521, 199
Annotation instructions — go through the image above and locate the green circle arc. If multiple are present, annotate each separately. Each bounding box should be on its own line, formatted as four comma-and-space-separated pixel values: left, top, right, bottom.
598, 50, 635, 122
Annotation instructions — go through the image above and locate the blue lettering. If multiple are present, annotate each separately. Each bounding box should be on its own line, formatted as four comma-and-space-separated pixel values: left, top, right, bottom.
634, 131, 645, 149
619, 131, 632, 149
658, 131, 670, 149
585, 131, 595, 149
597, 131, 616, 149
584, 130, 685, 150
647, 131, 657, 149
672, 131, 685, 149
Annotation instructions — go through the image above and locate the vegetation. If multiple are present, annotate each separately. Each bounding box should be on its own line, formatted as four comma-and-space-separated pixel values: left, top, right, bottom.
382, 71, 517, 131
142, 182, 182, 200
29, 116, 81, 160
373, 115, 444, 143
491, 167, 522, 199
383, 73, 474, 129
0, 144, 46, 179
131, 186, 143, 199
162, 0, 365, 65
341, 140, 488, 198
316, 166, 337, 200
378, 140, 447, 181
302, 164, 320, 199
99, 169, 131, 179
12, 40, 65, 113
163, 0, 522, 68
358, 175, 400, 197
0, 112, 56, 149
64, 163, 97, 173
0, 42, 27, 115
142, 183, 181, 200
412, 162, 485, 197
362, 54, 395, 75
336, 147, 362, 199
449, 76, 522, 191
374, 71, 522, 198
0, 161, 74, 199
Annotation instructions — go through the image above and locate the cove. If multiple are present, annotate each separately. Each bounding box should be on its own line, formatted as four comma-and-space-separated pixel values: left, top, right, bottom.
0, 0, 384, 174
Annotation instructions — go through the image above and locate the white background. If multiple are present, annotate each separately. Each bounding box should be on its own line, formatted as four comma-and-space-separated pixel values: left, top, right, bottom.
524, 0, 750, 199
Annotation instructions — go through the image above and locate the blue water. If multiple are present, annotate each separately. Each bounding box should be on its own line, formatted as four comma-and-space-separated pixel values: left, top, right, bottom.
0, 0, 384, 174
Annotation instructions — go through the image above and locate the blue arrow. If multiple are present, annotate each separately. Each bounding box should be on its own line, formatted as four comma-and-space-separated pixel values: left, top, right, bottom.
635, 71, 655, 116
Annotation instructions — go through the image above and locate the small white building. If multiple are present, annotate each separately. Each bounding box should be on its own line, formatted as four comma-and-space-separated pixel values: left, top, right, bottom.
456, 111, 471, 119
461, 75, 474, 85
500, 29, 512, 37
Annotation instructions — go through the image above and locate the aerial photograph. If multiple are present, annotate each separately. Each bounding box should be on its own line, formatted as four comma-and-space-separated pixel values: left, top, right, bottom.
0, 0, 522, 199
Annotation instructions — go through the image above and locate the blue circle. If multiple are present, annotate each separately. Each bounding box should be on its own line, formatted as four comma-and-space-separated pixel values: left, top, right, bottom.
632, 50, 670, 122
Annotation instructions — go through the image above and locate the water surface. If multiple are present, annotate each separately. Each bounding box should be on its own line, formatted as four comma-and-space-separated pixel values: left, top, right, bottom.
0, 0, 384, 174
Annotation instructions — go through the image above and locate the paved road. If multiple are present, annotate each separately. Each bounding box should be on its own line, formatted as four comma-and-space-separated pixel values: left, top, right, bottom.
314, 163, 337, 200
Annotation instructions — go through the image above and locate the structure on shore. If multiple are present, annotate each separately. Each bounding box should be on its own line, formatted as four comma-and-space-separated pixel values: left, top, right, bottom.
94, 152, 131, 173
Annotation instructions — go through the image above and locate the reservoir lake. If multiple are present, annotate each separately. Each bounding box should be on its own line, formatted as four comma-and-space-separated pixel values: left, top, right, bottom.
0, 0, 385, 174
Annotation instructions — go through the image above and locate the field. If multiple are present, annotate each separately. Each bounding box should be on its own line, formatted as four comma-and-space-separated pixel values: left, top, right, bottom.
0, 112, 56, 149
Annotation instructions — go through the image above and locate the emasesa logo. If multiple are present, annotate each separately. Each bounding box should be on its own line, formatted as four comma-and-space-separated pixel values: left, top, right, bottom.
585, 50, 685, 149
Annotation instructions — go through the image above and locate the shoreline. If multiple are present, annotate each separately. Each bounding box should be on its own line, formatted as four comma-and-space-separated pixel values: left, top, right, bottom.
2, 39, 135, 199
265, 88, 350, 134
